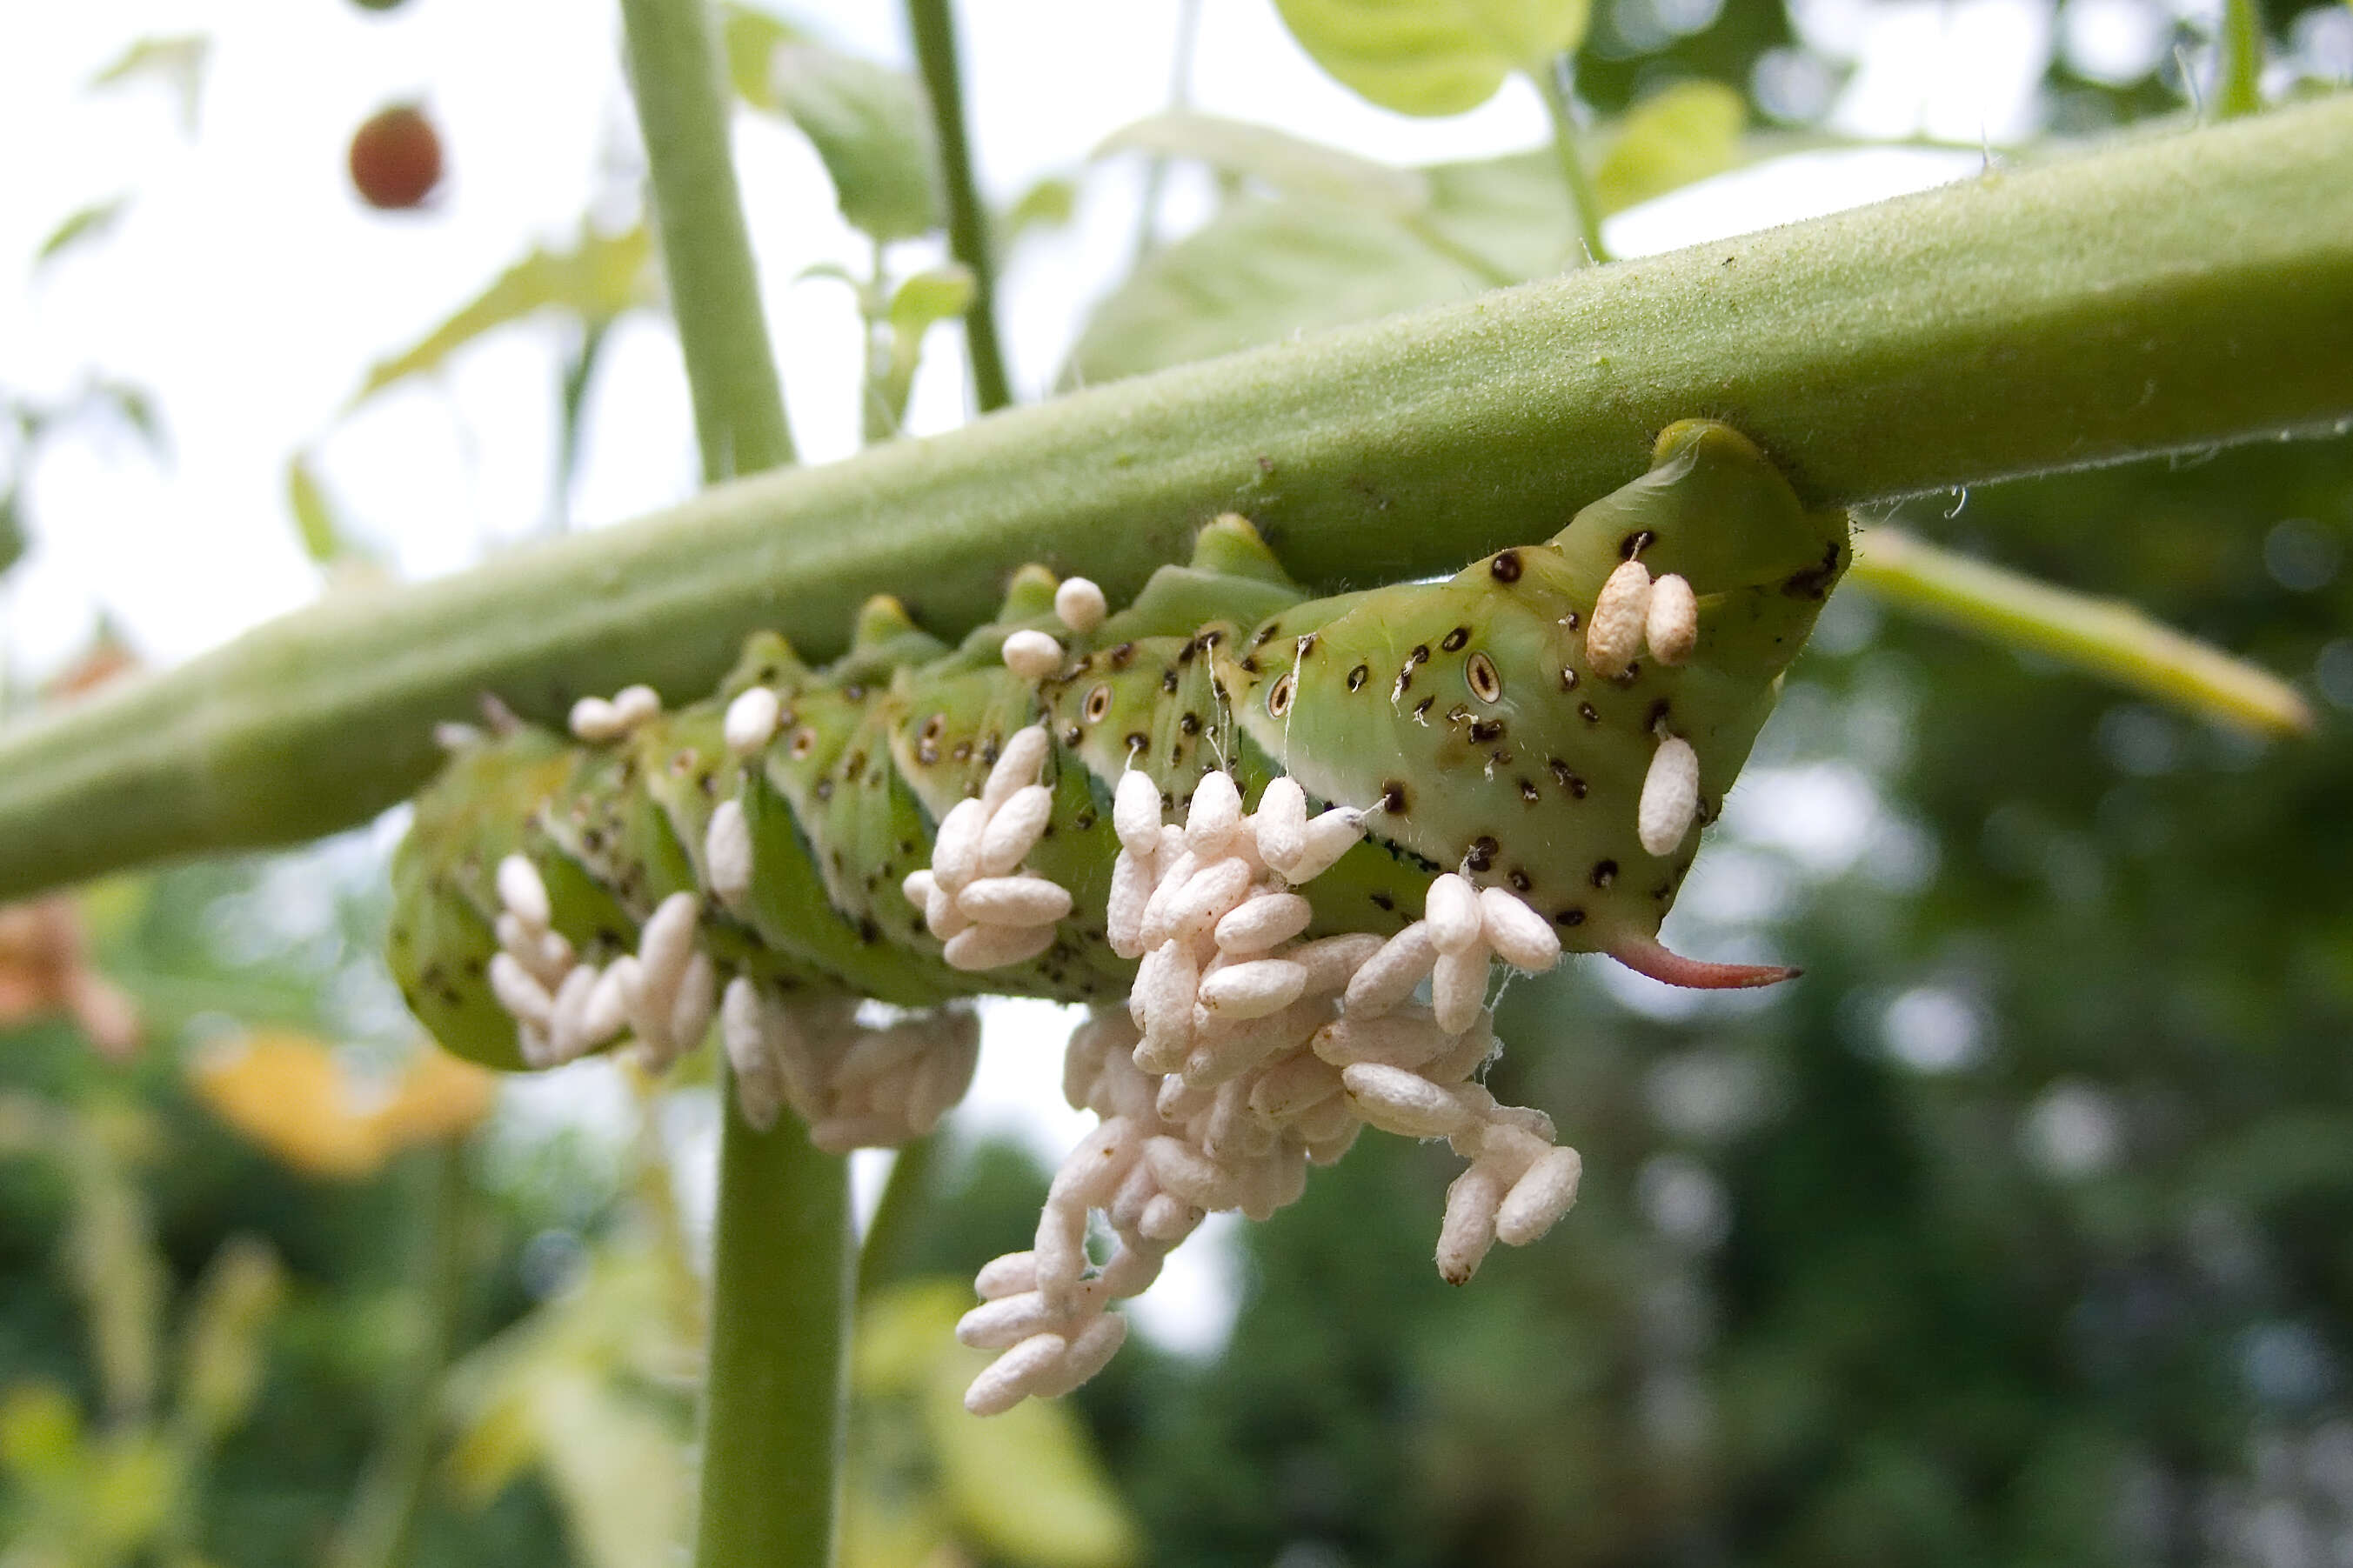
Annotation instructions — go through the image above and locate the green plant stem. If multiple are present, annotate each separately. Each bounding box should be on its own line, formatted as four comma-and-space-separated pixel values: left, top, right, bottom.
2217, 0, 2263, 119
698, 1098, 852, 1568
1534, 55, 1610, 265
856, 1133, 939, 1301
1132, 0, 1205, 264
1, 98, 2351, 900
1848, 524, 2313, 737
327, 1140, 471, 1568
904, 0, 1013, 412
619, 3, 849, 1564
619, 0, 795, 477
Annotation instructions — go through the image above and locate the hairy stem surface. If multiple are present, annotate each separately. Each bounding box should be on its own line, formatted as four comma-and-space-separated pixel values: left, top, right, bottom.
0, 100, 2350, 900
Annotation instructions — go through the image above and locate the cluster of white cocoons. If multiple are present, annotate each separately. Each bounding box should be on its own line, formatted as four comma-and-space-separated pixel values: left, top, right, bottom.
720, 986, 979, 1153
1583, 561, 1705, 858
901, 724, 1072, 973
567, 683, 663, 744
959, 777, 1588, 1415
485, 857, 716, 1071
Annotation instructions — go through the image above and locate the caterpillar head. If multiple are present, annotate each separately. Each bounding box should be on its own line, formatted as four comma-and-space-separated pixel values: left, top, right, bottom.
1223, 420, 1850, 980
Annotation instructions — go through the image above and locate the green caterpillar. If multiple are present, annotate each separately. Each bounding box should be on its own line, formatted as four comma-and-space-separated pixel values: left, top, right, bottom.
389, 421, 1849, 1076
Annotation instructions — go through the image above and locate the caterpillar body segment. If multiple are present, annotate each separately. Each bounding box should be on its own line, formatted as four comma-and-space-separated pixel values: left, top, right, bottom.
388, 421, 1848, 1073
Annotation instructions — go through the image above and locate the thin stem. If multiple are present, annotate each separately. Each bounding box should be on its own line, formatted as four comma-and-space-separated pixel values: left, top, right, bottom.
1534, 55, 1611, 266
619, 0, 795, 477
2217, 0, 2263, 119
696, 1093, 852, 1568
856, 1133, 939, 1301
0, 97, 2350, 898
904, 0, 1013, 412
618, 4, 847, 1563
1848, 524, 2314, 737
1132, 0, 1204, 264
326, 1140, 471, 1568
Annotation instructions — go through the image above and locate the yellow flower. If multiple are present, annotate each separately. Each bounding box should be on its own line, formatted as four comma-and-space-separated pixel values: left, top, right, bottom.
190, 1031, 494, 1178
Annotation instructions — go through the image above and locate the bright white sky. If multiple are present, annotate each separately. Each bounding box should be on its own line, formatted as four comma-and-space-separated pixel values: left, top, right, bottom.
0, 0, 2110, 1352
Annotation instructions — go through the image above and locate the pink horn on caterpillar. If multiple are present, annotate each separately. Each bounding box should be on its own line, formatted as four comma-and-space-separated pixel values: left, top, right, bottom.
1608, 936, 1801, 991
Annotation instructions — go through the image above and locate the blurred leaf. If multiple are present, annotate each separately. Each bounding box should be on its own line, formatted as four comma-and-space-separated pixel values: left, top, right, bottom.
852, 1281, 1137, 1568
1589, 80, 1747, 213
189, 1031, 493, 1179
872, 266, 974, 437
286, 454, 354, 566
89, 34, 209, 135
1065, 151, 1563, 386
89, 378, 168, 459
1099, 111, 1432, 221
57, 1108, 167, 1423
0, 1383, 84, 1482
35, 197, 129, 270
0, 484, 24, 577
1002, 174, 1079, 244
769, 44, 942, 242
351, 224, 652, 405
445, 1249, 693, 1566
174, 1236, 285, 1445
719, 2, 810, 110
1271, 0, 1588, 115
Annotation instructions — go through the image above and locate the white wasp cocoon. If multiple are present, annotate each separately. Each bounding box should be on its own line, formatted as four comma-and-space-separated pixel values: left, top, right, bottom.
567, 696, 621, 742
1342, 1064, 1479, 1139
978, 784, 1053, 876
974, 1251, 1039, 1300
1033, 1313, 1129, 1401
1253, 776, 1307, 871
1053, 577, 1107, 633
1311, 1010, 1454, 1071
667, 951, 718, 1057
581, 966, 631, 1048
1000, 629, 1063, 682
1292, 932, 1386, 995
1495, 1146, 1583, 1246
1432, 945, 1490, 1036
721, 977, 784, 1131
964, 1331, 1071, 1417
705, 800, 753, 904
722, 685, 782, 754
1247, 1051, 1345, 1120
1184, 771, 1244, 857
956, 875, 1073, 926
957, 1291, 1065, 1351
930, 797, 989, 891
546, 966, 598, 1063
1138, 1194, 1198, 1244
488, 952, 554, 1030
1283, 807, 1364, 884
1437, 1164, 1508, 1284
1638, 734, 1701, 857
1113, 770, 1165, 855
1197, 958, 1308, 1020
496, 854, 551, 931
985, 725, 1052, 811
1143, 1135, 1233, 1210
926, 881, 971, 941
1106, 851, 1154, 959
943, 921, 1056, 971
1586, 559, 1654, 678
638, 893, 702, 993
1163, 857, 1254, 944
1646, 572, 1699, 664
611, 684, 661, 730
1478, 887, 1561, 972
1214, 891, 1314, 955
1424, 873, 1483, 954
1344, 923, 1439, 1018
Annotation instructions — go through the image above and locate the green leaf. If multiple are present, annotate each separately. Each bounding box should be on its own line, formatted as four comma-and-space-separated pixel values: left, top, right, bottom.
719, 3, 808, 110
173, 1236, 284, 1445
768, 44, 943, 243
36, 197, 130, 270
1098, 111, 1431, 221
286, 455, 351, 565
1270, 0, 1588, 115
351, 224, 652, 405
872, 266, 975, 438
0, 486, 26, 578
1064, 151, 1565, 386
89, 35, 209, 135
1590, 80, 1747, 213
1001, 175, 1079, 244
